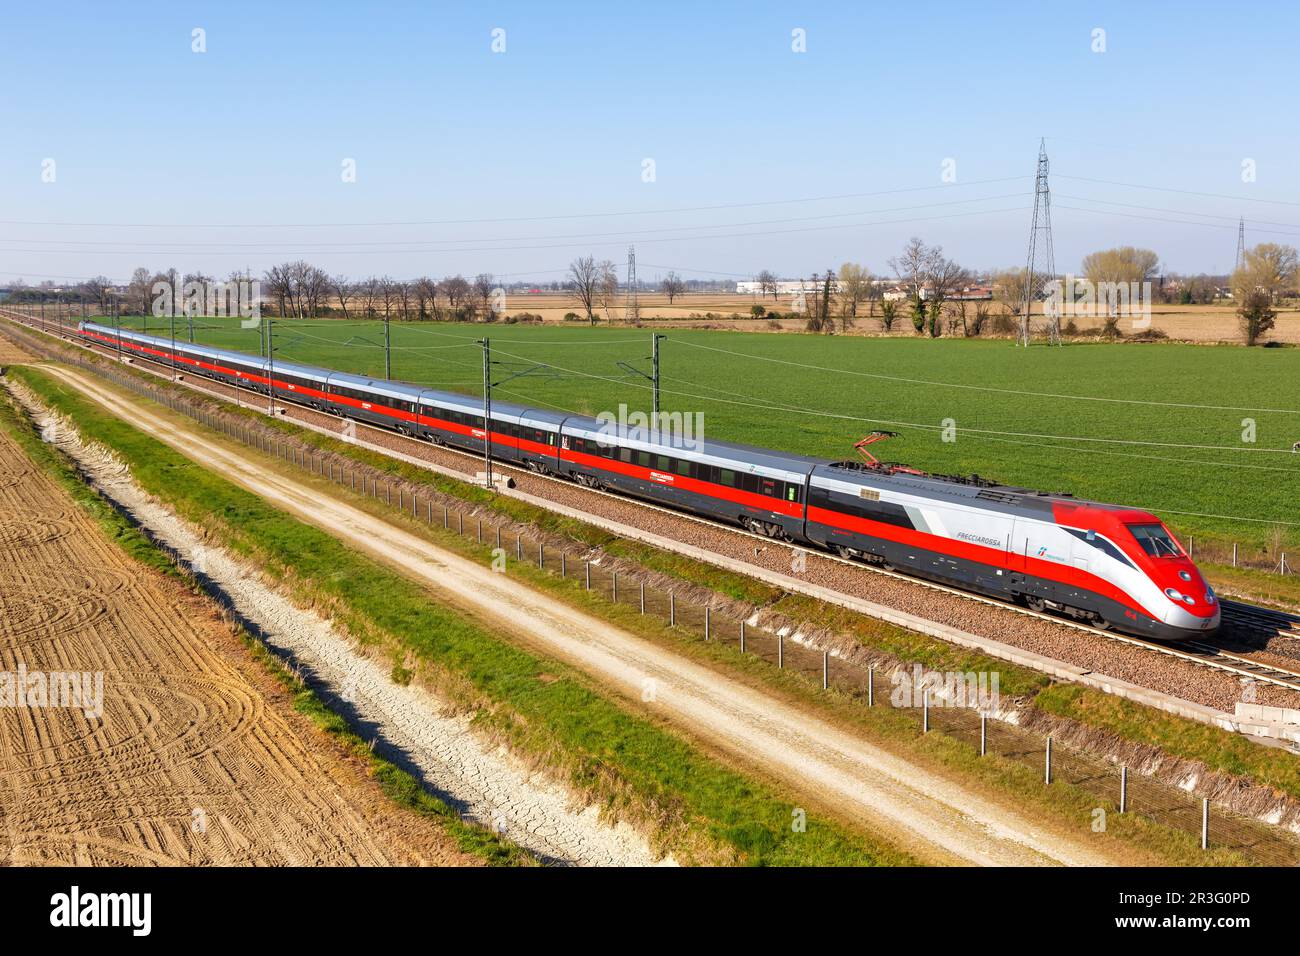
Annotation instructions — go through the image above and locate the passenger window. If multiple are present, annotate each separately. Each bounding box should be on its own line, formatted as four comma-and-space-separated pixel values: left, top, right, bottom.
721, 469, 735, 487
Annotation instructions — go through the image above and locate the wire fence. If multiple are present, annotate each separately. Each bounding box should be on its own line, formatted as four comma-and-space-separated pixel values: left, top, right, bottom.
4, 311, 1300, 865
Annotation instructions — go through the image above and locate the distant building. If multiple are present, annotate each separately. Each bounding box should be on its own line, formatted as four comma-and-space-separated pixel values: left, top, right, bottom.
736, 279, 841, 295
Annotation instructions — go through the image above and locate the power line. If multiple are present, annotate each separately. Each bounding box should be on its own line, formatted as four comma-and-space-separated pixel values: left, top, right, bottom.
1056, 174, 1300, 209
0, 176, 1032, 229
0, 205, 1029, 257
0, 192, 1027, 250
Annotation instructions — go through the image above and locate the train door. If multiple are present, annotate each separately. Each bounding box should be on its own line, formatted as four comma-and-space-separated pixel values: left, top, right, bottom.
1011, 517, 1062, 601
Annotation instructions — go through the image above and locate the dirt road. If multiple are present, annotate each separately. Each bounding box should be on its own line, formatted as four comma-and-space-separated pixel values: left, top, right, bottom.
0, 390, 479, 866
40, 363, 1121, 866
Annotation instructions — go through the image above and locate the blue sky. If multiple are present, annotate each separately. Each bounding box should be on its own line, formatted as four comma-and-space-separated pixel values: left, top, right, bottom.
2, 0, 1297, 284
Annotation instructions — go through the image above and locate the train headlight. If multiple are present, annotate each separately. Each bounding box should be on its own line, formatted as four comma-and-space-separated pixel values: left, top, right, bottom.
1205, 585, 1216, 605
1165, 587, 1194, 605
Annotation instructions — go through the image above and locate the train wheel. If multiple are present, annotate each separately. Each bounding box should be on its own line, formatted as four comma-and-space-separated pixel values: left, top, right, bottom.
834, 545, 855, 560
1024, 595, 1047, 613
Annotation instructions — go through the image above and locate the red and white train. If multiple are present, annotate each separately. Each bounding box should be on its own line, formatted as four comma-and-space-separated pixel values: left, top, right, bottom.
77, 322, 1221, 641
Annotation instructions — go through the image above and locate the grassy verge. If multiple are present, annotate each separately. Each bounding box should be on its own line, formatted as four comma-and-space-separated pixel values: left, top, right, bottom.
9, 364, 912, 866
0, 380, 531, 866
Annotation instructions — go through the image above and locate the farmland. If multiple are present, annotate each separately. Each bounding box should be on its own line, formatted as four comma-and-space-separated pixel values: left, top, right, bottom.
105, 314, 1300, 553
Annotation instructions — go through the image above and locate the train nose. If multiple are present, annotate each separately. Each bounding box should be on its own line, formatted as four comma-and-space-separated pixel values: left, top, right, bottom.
1162, 599, 1220, 633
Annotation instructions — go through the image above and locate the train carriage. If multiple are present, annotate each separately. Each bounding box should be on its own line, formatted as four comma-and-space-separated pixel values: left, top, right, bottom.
73, 321, 1219, 641
557, 416, 818, 540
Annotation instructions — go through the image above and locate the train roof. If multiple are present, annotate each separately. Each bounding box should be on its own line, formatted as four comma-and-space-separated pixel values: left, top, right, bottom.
563, 412, 825, 478
810, 460, 1138, 518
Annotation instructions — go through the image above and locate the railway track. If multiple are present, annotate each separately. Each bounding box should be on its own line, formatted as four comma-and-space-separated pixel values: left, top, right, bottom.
12, 311, 1300, 700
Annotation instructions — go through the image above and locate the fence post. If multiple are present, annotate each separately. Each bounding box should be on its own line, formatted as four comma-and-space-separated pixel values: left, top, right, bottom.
458, 511, 464, 534
561, 552, 566, 577
1284, 553, 1289, 575
539, 543, 544, 569
705, 606, 710, 641
1232, 542, 1237, 567
777, 634, 783, 669
1201, 798, 1209, 850
516, 536, 522, 561
980, 713, 987, 755
922, 689, 929, 732
427, 500, 432, 523
868, 665, 874, 707
443, 506, 449, 529
640, 582, 645, 614
585, 561, 591, 590
477, 519, 482, 544
670, 592, 676, 626
1045, 737, 1052, 785
1120, 766, 1128, 813
496, 527, 502, 550
612, 571, 618, 602
822, 650, 828, 690
739, 620, 746, 654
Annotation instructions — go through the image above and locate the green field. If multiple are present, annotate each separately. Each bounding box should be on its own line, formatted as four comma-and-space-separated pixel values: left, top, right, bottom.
103, 314, 1300, 552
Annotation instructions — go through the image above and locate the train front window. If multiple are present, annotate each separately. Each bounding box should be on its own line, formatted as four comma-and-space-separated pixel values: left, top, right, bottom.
1128, 523, 1181, 558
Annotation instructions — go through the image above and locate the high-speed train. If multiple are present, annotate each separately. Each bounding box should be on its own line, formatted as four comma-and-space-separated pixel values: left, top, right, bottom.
75, 321, 1220, 641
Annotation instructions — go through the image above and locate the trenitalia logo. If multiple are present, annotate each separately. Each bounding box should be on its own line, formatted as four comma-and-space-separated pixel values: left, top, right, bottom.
649, 472, 674, 484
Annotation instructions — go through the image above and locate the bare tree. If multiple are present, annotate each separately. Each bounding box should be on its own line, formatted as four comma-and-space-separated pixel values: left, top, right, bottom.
569, 256, 600, 324
440, 275, 471, 312
837, 262, 871, 321
757, 269, 779, 301
262, 264, 293, 318
474, 273, 496, 321
597, 260, 619, 321
355, 276, 380, 319
889, 237, 931, 300
413, 276, 437, 320
1233, 242, 1299, 304
303, 266, 330, 318
331, 274, 352, 319
128, 267, 153, 315
396, 279, 413, 321
923, 254, 970, 337
662, 271, 685, 304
